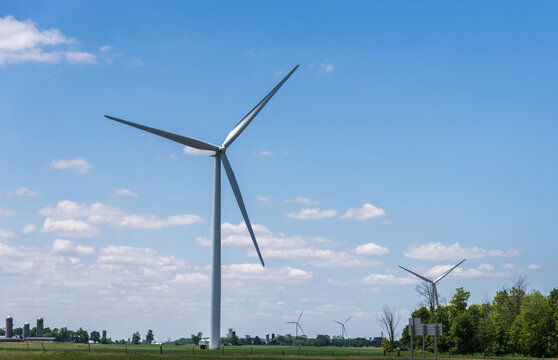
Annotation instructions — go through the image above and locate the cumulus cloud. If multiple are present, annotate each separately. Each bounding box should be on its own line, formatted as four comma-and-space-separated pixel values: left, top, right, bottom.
39, 200, 204, 236
50, 158, 93, 174
115, 188, 138, 197
0, 228, 16, 239
404, 242, 520, 261
286, 208, 337, 220
527, 264, 541, 270
341, 203, 386, 220
52, 239, 95, 255
22, 224, 37, 235
42, 218, 99, 238
363, 273, 416, 285
196, 222, 379, 268
222, 263, 313, 282
286, 197, 319, 206
259, 150, 273, 156
6, 186, 40, 197
355, 242, 390, 256
257, 196, 272, 204
183, 146, 213, 156
174, 273, 209, 284
0, 207, 16, 217
0, 15, 97, 65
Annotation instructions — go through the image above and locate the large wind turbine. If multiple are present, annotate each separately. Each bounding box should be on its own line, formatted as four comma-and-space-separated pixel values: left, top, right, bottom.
399, 259, 467, 309
285, 311, 305, 338
333, 316, 351, 339
104, 65, 299, 349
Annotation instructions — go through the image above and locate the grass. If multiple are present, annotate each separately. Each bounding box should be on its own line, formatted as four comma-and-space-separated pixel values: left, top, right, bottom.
0, 343, 554, 360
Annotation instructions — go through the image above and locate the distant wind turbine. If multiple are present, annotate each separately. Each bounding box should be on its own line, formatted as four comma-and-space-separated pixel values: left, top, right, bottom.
286, 311, 305, 338
333, 316, 351, 339
399, 259, 467, 309
104, 65, 299, 349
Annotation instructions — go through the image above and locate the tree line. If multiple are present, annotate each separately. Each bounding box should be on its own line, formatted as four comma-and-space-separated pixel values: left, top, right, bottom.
0, 327, 155, 345
399, 277, 558, 357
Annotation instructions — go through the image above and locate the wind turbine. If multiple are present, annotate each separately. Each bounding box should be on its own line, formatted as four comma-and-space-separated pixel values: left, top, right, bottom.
104, 65, 299, 349
399, 259, 467, 309
333, 316, 351, 339
285, 311, 305, 338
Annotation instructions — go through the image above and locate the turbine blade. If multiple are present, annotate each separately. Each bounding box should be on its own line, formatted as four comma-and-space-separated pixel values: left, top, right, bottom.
221, 153, 265, 267
298, 311, 304, 322
105, 115, 219, 151
285, 322, 296, 324
222, 65, 299, 148
398, 265, 432, 283
434, 259, 467, 283
345, 316, 352, 324
333, 320, 343, 325
297, 323, 305, 335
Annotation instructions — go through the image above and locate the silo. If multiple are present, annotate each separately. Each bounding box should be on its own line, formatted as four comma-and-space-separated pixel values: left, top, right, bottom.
5, 316, 13, 338
23, 323, 30, 338
102, 330, 107, 339
265, 333, 270, 343
36, 317, 44, 337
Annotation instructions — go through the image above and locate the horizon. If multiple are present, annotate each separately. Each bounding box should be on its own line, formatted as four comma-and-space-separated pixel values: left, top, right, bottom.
1, 1, 557, 342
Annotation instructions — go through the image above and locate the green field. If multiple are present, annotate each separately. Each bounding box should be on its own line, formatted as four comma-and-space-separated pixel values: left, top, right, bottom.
0, 343, 553, 360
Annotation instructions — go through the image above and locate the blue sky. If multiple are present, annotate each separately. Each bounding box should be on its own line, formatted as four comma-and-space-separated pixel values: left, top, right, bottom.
0, 1, 557, 342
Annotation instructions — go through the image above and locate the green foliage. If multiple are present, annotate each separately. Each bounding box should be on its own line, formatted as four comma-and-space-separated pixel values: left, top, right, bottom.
190, 331, 202, 345
145, 329, 154, 345
131, 331, 141, 344
90, 331, 101, 343
381, 338, 395, 352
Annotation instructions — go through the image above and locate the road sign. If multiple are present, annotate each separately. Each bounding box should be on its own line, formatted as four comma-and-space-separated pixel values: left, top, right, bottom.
409, 323, 442, 336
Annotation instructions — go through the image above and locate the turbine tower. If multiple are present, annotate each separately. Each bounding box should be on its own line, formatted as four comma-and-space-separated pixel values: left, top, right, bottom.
285, 311, 305, 338
399, 259, 466, 309
104, 65, 299, 349
333, 316, 351, 339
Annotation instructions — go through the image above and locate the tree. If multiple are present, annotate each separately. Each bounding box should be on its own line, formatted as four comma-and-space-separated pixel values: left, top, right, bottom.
132, 332, 141, 344
191, 332, 202, 345
90, 331, 101, 343
145, 329, 154, 345
378, 305, 400, 351
77, 328, 89, 344
416, 282, 437, 311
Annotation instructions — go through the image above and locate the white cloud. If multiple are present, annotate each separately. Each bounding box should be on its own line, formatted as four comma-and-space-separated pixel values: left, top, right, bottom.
174, 273, 209, 284
222, 263, 313, 282
257, 196, 272, 204
286, 208, 337, 220
259, 150, 273, 156
42, 217, 99, 238
39, 200, 204, 236
64, 51, 96, 64
527, 264, 541, 270
50, 158, 93, 174
52, 239, 95, 255
183, 146, 213, 156
197, 222, 379, 268
286, 197, 319, 206
355, 242, 390, 256
22, 224, 37, 235
7, 186, 40, 197
0, 228, 15, 239
341, 203, 386, 220
423, 263, 511, 279
115, 188, 138, 197
363, 273, 416, 285
404, 242, 520, 261
320, 63, 334, 73
99, 45, 112, 52
0, 15, 96, 65
0, 207, 16, 217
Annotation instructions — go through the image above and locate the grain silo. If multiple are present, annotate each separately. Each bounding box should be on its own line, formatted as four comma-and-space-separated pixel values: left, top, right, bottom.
23, 323, 30, 338
5, 316, 13, 338
36, 317, 44, 337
